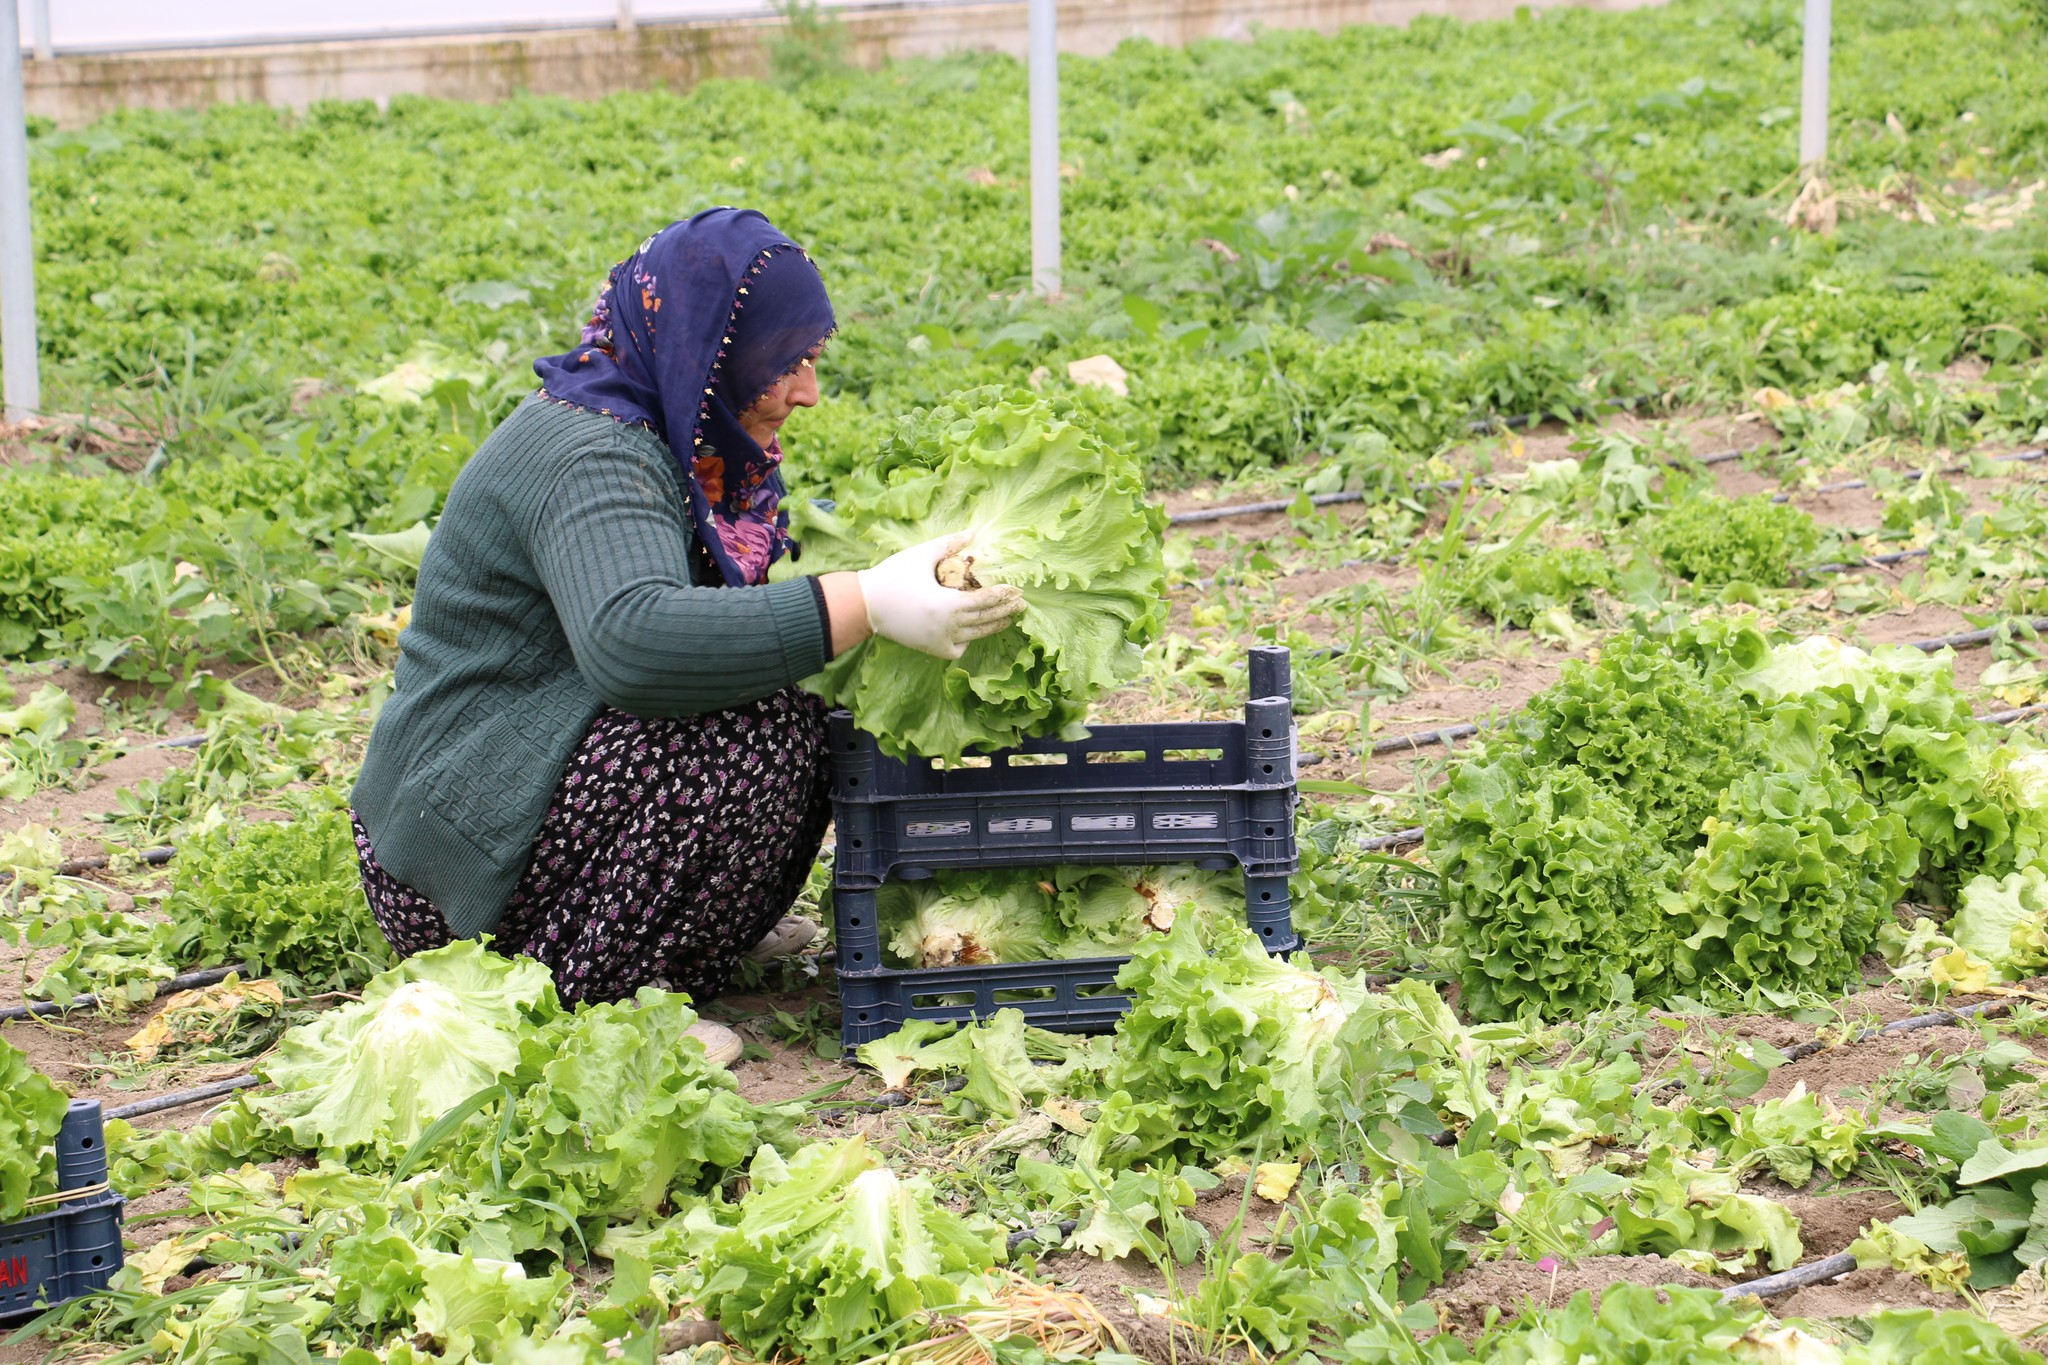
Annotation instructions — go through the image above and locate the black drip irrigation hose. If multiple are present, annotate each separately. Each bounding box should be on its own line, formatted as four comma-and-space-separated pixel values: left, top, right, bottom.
105, 1073, 261, 1122
1168, 489, 1372, 526
1164, 436, 1776, 530
0, 961, 251, 1024
55, 846, 175, 878
1726, 1252, 1860, 1302
1, 845, 175, 890
1357, 826, 1427, 852
1369, 722, 1482, 756
1721, 996, 2027, 1299
1166, 434, 2045, 537
1907, 617, 2048, 653
1006, 1218, 1081, 1253
837, 1074, 969, 1114
1803, 547, 1927, 577
1777, 997, 2016, 1064
1632, 996, 2020, 1102
1767, 445, 2048, 507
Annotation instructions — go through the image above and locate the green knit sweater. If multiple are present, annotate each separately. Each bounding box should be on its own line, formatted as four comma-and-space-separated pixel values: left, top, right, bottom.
351, 395, 831, 937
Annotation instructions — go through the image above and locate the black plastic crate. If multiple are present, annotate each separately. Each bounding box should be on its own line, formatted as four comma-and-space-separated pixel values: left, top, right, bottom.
831, 647, 1299, 1047
0, 1099, 125, 1322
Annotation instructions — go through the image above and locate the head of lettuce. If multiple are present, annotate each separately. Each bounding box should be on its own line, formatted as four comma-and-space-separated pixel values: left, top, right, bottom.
782, 387, 1167, 761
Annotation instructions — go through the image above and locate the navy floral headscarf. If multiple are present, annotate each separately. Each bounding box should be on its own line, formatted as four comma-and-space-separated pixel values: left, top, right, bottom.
533, 207, 835, 586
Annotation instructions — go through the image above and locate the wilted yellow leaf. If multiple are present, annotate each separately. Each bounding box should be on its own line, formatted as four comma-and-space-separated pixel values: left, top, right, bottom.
1041, 1098, 1092, 1136
1254, 1161, 1302, 1202
355, 602, 412, 648
1930, 949, 1995, 995
126, 977, 285, 1062
129, 1231, 227, 1294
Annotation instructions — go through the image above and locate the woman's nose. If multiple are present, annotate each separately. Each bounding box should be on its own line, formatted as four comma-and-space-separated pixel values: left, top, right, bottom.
789, 367, 820, 407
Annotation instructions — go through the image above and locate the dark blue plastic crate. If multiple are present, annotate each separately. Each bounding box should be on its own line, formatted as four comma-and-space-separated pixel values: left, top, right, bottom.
831, 647, 1298, 892
834, 867, 1297, 1046
832, 647, 1299, 1048
0, 1099, 125, 1322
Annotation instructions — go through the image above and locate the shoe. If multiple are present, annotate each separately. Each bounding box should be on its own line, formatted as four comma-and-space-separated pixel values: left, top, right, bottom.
745, 915, 821, 964
685, 1019, 743, 1068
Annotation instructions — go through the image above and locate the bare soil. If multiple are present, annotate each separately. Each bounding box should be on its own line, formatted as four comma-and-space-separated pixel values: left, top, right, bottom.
1765, 1265, 1964, 1320
1775, 1189, 1908, 1259
1427, 1255, 1723, 1338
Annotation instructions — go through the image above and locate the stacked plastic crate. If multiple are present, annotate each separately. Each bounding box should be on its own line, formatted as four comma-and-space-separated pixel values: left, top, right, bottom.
0, 1099, 126, 1320
830, 645, 1299, 1048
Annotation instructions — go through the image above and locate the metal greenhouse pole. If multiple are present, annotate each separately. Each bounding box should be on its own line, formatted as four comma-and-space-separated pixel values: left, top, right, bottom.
1799, 0, 1831, 168
1027, 0, 1060, 297
29, 0, 50, 63
0, 0, 40, 421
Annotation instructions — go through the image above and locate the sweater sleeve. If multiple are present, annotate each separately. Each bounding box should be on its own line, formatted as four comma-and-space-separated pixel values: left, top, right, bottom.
526, 439, 831, 716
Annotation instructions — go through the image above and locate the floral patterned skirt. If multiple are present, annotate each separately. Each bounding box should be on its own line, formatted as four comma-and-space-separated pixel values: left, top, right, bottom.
351, 687, 832, 1006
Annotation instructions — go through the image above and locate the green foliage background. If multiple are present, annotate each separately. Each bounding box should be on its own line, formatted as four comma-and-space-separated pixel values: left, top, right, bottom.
4, 0, 2048, 671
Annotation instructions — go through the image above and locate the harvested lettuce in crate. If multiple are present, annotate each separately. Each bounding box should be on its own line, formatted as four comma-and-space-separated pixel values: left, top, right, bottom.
871, 864, 1245, 969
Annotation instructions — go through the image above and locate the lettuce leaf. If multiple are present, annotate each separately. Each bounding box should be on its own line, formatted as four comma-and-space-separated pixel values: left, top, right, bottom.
878, 874, 1057, 969
1952, 867, 2048, 981
1667, 719, 1915, 1002
256, 940, 559, 1158
1093, 912, 1366, 1164
0, 1039, 69, 1221
874, 863, 1243, 967
475, 987, 784, 1243
698, 1136, 1000, 1365
786, 387, 1165, 760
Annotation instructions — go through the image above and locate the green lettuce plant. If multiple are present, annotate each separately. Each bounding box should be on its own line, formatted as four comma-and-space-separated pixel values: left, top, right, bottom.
1949, 867, 2048, 982
1090, 913, 1368, 1165
163, 807, 395, 991
786, 387, 1166, 760
698, 1136, 1001, 1365
255, 939, 559, 1158
1647, 492, 1821, 588
0, 1040, 69, 1222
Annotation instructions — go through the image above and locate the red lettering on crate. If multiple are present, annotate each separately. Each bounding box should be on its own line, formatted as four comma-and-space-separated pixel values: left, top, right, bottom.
0, 1255, 26, 1288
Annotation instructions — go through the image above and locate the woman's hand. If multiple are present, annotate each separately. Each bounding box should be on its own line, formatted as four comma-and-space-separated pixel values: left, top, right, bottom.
851, 532, 1024, 659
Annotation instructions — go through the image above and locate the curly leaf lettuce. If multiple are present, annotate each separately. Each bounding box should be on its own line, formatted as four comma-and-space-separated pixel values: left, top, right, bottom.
786, 388, 1165, 760
255, 945, 789, 1257
480, 987, 783, 1238
1430, 752, 1673, 1020
1733, 635, 2013, 896
878, 874, 1057, 969
698, 1136, 1000, 1365
1091, 912, 1366, 1165
1667, 722, 1915, 1001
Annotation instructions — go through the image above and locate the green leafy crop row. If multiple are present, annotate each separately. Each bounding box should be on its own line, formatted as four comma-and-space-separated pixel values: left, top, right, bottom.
5, 0, 2048, 678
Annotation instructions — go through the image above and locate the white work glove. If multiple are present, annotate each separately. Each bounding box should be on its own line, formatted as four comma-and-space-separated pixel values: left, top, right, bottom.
856, 532, 1024, 660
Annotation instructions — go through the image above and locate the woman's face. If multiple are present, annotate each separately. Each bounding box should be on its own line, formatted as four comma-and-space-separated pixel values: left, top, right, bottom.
738, 351, 820, 447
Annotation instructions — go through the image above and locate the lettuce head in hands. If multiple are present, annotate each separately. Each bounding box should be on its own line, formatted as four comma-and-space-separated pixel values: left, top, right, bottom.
787, 387, 1166, 761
